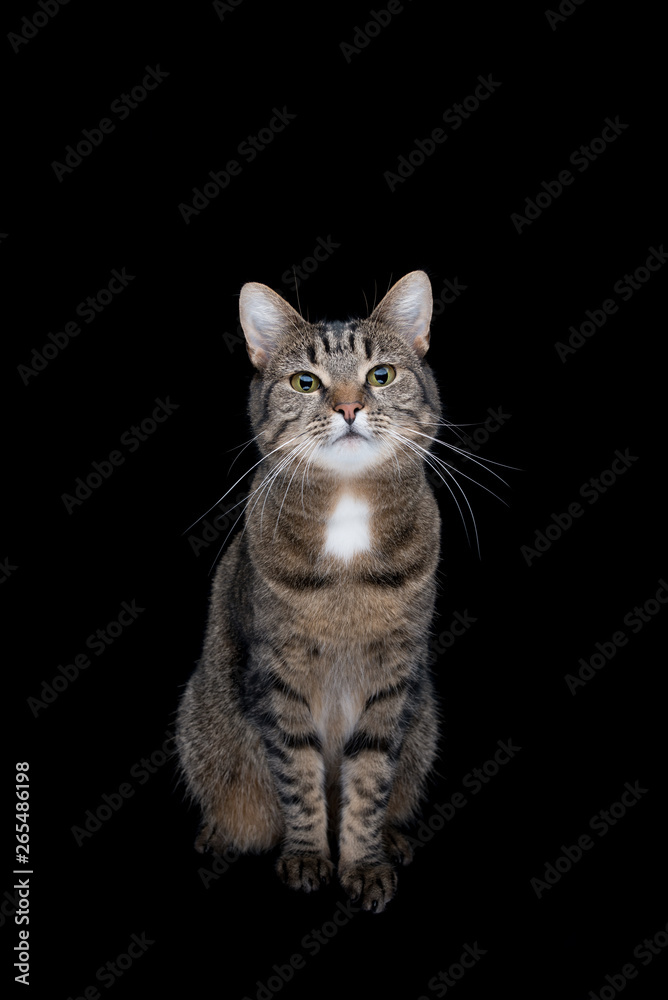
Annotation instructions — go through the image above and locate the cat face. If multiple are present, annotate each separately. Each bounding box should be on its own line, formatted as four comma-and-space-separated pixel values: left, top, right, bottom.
239, 272, 441, 479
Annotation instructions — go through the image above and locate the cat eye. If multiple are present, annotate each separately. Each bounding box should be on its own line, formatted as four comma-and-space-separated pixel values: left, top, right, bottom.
290, 372, 321, 394
367, 364, 396, 387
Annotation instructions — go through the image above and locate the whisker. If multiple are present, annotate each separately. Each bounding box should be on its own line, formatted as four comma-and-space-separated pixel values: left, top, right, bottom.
273, 440, 318, 539
206, 444, 306, 575
301, 441, 321, 512
261, 440, 313, 536
377, 430, 420, 474
392, 429, 509, 509
385, 429, 479, 555
396, 424, 516, 484
293, 267, 302, 317
226, 430, 267, 474
183, 429, 310, 534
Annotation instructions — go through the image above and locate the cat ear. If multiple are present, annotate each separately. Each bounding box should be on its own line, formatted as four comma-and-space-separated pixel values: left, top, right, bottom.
369, 270, 433, 357
239, 282, 304, 369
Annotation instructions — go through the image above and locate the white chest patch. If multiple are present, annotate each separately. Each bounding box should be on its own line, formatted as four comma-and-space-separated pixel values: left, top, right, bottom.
323, 494, 371, 561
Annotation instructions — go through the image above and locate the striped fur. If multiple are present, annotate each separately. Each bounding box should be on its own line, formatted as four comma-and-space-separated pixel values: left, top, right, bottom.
176, 272, 441, 912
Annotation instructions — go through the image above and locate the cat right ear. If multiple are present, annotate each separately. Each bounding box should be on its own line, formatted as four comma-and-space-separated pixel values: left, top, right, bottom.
239, 282, 304, 369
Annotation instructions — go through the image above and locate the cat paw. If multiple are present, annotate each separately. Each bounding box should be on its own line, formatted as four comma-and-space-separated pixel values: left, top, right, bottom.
275, 854, 334, 893
339, 862, 398, 913
384, 826, 415, 866
194, 821, 222, 854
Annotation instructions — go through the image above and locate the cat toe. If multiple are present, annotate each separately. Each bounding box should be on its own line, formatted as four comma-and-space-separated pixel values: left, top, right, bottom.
276, 854, 334, 893
384, 827, 415, 866
339, 862, 398, 913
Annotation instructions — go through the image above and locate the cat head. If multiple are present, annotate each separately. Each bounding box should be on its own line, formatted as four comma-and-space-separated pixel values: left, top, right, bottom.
238, 271, 441, 478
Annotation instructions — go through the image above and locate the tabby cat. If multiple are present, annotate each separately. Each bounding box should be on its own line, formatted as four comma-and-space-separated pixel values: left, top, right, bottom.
176, 270, 443, 912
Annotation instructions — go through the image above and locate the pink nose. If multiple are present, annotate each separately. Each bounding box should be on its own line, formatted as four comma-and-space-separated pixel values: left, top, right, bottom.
334, 401, 363, 425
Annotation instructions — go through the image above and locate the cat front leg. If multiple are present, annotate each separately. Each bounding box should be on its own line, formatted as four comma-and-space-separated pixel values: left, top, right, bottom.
266, 736, 334, 892
336, 685, 416, 912
337, 735, 400, 912
255, 679, 334, 893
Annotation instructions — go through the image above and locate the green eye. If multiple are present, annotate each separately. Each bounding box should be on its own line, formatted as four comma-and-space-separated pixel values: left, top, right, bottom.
367, 364, 396, 387
290, 372, 321, 393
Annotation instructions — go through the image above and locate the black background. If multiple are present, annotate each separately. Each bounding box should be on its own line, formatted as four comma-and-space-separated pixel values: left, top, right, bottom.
3, 2, 667, 997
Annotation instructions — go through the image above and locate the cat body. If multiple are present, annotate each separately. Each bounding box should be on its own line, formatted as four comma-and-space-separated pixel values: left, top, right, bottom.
176, 272, 442, 912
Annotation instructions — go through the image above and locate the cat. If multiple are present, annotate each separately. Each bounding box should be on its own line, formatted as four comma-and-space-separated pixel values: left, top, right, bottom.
176, 270, 444, 912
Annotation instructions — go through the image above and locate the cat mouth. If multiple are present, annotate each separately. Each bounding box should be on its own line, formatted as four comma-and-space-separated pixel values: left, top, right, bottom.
331, 427, 370, 445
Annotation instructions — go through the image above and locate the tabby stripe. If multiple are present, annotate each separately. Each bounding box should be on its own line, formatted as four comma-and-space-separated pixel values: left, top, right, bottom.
263, 742, 291, 764
265, 418, 294, 450
259, 379, 274, 427
364, 676, 410, 710
271, 568, 334, 590
361, 565, 424, 588
274, 768, 297, 786
269, 675, 309, 705
280, 732, 322, 751
413, 367, 434, 412
364, 336, 374, 360
279, 792, 305, 806
286, 839, 322, 851
348, 330, 356, 352
343, 732, 394, 758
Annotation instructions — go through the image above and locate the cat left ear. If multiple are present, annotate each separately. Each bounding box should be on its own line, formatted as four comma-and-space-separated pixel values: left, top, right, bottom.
369, 271, 433, 357
239, 282, 304, 369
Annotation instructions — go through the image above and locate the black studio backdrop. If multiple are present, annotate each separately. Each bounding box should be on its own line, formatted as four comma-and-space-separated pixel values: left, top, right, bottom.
3, 2, 667, 998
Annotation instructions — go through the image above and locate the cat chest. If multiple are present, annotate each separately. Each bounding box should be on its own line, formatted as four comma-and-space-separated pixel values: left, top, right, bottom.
309, 674, 363, 754
322, 494, 371, 562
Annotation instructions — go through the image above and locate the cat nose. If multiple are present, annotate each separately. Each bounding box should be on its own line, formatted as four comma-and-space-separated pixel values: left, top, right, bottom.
334, 401, 363, 425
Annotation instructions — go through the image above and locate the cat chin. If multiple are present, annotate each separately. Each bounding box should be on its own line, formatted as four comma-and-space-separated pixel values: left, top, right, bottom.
312, 435, 386, 476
